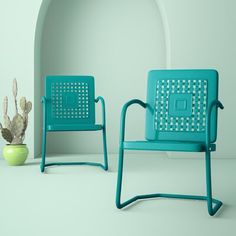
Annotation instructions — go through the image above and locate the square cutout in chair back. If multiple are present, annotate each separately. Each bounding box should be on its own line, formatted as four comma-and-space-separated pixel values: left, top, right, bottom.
45, 76, 95, 125
145, 70, 218, 142
169, 93, 193, 117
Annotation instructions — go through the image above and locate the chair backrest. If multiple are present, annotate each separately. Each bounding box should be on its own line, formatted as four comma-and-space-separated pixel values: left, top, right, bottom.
145, 70, 219, 143
45, 75, 95, 126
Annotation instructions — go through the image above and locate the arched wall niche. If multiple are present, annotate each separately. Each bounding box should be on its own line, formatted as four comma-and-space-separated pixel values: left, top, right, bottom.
34, 0, 53, 157
35, 0, 170, 155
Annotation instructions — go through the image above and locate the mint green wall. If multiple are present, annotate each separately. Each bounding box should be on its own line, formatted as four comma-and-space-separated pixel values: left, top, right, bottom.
40, 0, 235, 157
0, 1, 43, 158
0, 0, 235, 158
41, 0, 166, 154
163, 0, 236, 157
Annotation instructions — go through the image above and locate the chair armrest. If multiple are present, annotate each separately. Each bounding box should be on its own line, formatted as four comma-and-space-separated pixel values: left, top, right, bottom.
95, 96, 106, 127
120, 99, 147, 144
205, 100, 224, 150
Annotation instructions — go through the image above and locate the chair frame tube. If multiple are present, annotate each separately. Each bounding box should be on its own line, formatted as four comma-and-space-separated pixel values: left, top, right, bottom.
40, 96, 108, 172
116, 99, 223, 216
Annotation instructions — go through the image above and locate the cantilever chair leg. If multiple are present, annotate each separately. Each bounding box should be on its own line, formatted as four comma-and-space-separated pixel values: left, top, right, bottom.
41, 76, 109, 173
40, 129, 108, 172
116, 147, 222, 215
40, 128, 108, 172
116, 147, 125, 209
40, 128, 47, 173
205, 150, 222, 216
102, 127, 108, 171
116, 70, 223, 216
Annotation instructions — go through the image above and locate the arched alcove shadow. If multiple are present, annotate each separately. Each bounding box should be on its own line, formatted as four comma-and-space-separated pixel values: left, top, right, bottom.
35, 0, 170, 155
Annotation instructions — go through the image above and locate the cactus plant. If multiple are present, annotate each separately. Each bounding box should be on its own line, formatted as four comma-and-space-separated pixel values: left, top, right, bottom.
0, 79, 32, 145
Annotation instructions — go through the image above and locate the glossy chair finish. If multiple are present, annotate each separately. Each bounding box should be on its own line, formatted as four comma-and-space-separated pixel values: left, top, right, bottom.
116, 69, 224, 216
41, 75, 108, 172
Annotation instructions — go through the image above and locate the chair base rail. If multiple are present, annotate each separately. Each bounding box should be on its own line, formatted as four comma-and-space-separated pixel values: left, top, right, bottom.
41, 161, 108, 172
116, 193, 222, 216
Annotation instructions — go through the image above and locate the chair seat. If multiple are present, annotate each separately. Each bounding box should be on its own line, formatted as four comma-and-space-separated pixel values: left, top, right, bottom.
123, 140, 216, 152
47, 124, 103, 131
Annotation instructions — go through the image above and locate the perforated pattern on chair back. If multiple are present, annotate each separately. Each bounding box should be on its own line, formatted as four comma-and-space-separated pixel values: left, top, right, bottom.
155, 79, 207, 132
145, 70, 218, 142
45, 76, 95, 126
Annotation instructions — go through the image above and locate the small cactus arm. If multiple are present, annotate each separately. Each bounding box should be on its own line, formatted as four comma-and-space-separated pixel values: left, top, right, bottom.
20, 97, 27, 111
3, 96, 11, 129
13, 78, 18, 114
20, 98, 32, 140
10, 114, 25, 144
1, 127, 13, 143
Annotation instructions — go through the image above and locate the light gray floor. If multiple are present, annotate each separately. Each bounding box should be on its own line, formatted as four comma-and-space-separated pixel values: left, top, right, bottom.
0, 154, 235, 236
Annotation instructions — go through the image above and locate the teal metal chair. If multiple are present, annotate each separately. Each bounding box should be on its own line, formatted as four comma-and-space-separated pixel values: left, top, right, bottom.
41, 75, 108, 172
116, 69, 224, 216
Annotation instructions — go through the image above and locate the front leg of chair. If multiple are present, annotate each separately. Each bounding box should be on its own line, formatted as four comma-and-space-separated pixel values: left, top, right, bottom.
116, 146, 125, 208
95, 96, 109, 171
205, 150, 222, 216
116, 99, 147, 209
204, 100, 223, 215
41, 96, 47, 173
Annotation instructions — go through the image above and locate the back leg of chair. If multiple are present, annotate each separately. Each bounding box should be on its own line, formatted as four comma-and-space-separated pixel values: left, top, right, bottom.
205, 150, 213, 215
102, 127, 108, 171
41, 128, 47, 173
205, 150, 222, 216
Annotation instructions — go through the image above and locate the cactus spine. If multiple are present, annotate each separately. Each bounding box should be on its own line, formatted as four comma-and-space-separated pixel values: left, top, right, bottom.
0, 79, 32, 144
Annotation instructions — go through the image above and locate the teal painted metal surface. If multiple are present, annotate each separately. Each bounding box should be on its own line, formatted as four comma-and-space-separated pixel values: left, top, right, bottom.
145, 69, 218, 142
45, 75, 96, 127
123, 141, 216, 152
116, 69, 224, 216
47, 124, 103, 131
41, 76, 108, 172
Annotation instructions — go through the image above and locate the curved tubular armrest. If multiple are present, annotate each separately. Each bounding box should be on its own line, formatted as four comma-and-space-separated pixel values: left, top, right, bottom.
120, 99, 147, 144
95, 96, 106, 127
205, 100, 224, 149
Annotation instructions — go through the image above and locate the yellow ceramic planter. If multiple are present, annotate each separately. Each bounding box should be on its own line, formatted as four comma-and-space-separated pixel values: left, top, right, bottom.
3, 144, 28, 166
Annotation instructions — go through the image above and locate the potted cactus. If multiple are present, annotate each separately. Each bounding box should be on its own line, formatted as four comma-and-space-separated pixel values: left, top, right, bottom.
0, 79, 32, 165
